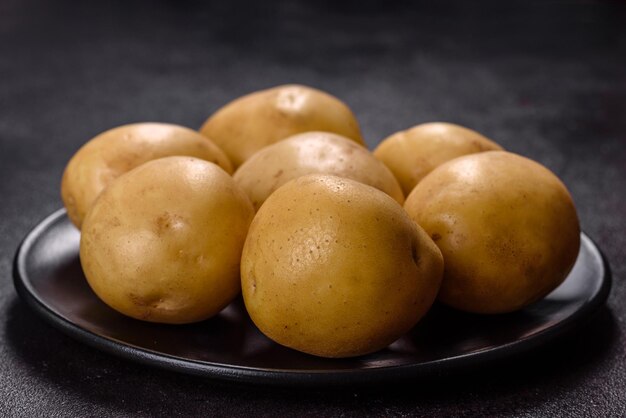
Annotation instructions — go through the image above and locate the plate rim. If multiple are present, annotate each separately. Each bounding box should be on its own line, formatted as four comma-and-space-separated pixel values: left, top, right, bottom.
12, 208, 612, 386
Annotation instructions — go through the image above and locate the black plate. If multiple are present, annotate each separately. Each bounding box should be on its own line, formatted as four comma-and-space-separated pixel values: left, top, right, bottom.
13, 209, 611, 386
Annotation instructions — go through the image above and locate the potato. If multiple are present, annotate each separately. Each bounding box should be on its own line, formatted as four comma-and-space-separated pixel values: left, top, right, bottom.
373, 122, 502, 195
61, 122, 233, 229
404, 151, 580, 314
80, 156, 254, 324
234, 131, 404, 211
200, 84, 365, 169
241, 174, 443, 358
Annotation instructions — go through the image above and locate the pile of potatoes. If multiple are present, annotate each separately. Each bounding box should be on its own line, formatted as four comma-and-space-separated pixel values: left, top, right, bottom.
63, 84, 581, 358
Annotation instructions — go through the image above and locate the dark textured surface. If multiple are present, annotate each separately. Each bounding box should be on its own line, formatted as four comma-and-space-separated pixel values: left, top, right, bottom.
1, 0, 625, 416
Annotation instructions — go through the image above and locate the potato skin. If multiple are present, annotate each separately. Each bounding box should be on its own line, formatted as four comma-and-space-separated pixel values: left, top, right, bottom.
200, 85, 365, 169
61, 122, 233, 229
80, 156, 254, 324
404, 151, 580, 314
241, 174, 443, 358
234, 131, 404, 211
374, 122, 502, 195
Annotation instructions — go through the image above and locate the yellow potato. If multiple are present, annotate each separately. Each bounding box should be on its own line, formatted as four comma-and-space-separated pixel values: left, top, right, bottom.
234, 131, 404, 211
200, 84, 365, 169
374, 122, 502, 195
61, 122, 233, 229
241, 174, 443, 358
80, 156, 254, 324
404, 151, 580, 314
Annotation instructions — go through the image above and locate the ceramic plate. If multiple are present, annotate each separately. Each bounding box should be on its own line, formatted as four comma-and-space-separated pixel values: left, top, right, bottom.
13, 209, 611, 386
